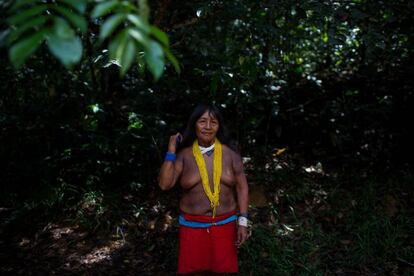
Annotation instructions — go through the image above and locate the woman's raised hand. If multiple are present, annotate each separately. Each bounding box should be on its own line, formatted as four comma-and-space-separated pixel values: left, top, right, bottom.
168, 132, 182, 153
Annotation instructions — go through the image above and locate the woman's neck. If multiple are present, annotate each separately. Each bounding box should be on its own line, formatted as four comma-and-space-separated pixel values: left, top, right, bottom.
198, 139, 214, 147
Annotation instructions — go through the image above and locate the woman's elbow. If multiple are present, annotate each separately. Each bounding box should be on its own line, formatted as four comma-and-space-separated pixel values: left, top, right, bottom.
159, 180, 172, 191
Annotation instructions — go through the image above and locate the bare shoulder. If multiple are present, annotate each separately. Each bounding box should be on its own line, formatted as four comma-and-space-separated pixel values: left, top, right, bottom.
222, 144, 242, 162
177, 146, 193, 159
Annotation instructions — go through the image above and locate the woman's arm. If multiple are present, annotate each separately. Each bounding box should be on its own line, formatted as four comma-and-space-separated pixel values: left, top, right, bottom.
158, 133, 183, 190
232, 150, 250, 247
233, 151, 249, 214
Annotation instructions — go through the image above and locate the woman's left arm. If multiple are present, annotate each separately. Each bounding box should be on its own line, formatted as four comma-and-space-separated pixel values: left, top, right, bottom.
232, 151, 249, 247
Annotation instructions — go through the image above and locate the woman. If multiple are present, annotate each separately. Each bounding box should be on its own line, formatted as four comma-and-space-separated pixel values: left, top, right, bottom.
159, 103, 250, 274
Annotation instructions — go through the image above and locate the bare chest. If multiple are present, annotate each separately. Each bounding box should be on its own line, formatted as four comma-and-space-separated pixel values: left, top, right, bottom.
180, 152, 235, 189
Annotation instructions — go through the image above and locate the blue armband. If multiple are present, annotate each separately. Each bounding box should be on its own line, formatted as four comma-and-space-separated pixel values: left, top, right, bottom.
165, 152, 176, 162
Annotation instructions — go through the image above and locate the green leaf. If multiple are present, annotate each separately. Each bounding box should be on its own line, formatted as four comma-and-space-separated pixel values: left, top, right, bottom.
7, 16, 47, 44
164, 47, 180, 73
108, 30, 136, 76
10, 0, 41, 11
127, 14, 150, 33
100, 14, 126, 41
109, 29, 137, 76
120, 39, 136, 76
150, 26, 169, 46
138, 0, 149, 22
52, 5, 88, 33
144, 41, 164, 80
108, 29, 127, 60
47, 33, 82, 68
52, 17, 75, 39
128, 28, 150, 49
91, 0, 119, 18
8, 5, 48, 25
57, 0, 87, 13
9, 29, 48, 68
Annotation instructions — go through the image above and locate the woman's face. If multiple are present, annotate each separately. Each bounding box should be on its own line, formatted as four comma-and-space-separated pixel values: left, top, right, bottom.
195, 111, 219, 145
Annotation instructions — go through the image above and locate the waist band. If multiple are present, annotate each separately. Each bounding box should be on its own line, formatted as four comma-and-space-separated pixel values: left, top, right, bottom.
179, 214, 237, 228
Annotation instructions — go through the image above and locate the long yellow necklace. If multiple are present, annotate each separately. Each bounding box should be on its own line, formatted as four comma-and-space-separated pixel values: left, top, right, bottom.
192, 137, 222, 218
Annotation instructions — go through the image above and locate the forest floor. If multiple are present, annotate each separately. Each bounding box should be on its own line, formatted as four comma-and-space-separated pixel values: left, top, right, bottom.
1, 159, 413, 275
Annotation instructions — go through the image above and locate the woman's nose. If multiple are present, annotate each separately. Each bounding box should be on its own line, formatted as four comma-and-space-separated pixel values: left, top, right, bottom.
205, 121, 212, 129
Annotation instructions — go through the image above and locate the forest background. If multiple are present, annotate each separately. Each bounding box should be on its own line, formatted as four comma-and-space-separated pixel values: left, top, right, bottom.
0, 0, 413, 275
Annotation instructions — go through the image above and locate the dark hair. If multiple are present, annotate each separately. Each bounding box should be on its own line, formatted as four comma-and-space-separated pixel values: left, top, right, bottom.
177, 103, 236, 152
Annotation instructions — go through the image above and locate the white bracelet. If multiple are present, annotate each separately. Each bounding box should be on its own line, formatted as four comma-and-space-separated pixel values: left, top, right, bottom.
238, 216, 248, 227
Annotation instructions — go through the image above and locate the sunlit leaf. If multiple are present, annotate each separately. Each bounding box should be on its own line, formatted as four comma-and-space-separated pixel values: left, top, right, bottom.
47, 18, 82, 67
127, 14, 150, 33
100, 14, 126, 41
128, 28, 150, 49
91, 0, 119, 18
47, 34, 83, 68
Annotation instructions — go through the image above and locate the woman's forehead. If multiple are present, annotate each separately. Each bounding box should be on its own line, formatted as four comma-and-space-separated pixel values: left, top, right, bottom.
199, 110, 218, 120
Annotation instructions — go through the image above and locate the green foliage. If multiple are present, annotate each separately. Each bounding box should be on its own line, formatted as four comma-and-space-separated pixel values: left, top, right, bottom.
0, 1, 413, 273
6, 0, 86, 68
3, 0, 179, 78
237, 172, 414, 275
91, 0, 179, 78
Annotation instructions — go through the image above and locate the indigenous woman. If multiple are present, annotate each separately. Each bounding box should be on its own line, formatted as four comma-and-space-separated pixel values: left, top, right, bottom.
159, 104, 250, 274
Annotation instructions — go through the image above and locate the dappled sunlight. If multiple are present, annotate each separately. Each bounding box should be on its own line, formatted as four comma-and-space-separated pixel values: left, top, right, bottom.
79, 239, 126, 265
1, 0, 412, 274
303, 162, 324, 175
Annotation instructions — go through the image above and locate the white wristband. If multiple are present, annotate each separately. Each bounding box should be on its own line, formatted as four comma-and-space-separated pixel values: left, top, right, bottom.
238, 216, 248, 227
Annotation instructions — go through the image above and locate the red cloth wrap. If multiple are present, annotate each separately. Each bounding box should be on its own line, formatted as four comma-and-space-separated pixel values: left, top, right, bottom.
177, 210, 238, 274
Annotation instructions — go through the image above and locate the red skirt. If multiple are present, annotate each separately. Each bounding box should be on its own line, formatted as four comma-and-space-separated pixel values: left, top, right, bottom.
177, 211, 238, 274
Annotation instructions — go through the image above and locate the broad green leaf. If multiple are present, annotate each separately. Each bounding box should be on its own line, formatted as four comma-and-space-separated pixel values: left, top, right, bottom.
150, 26, 169, 46
52, 17, 75, 39
91, 0, 119, 18
127, 14, 150, 33
100, 14, 126, 41
164, 47, 180, 73
9, 29, 48, 68
7, 16, 47, 44
120, 39, 136, 76
10, 0, 41, 11
138, 0, 149, 22
144, 40, 164, 80
128, 28, 150, 49
8, 5, 47, 25
52, 5, 87, 33
108, 29, 128, 60
47, 33, 82, 68
120, 1, 139, 12
57, 0, 87, 13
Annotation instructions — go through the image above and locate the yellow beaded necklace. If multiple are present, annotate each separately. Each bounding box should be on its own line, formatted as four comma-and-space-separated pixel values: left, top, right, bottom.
192, 137, 222, 218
